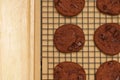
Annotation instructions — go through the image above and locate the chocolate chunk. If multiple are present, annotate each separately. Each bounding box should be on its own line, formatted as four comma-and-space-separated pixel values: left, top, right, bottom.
70, 4, 79, 9
116, 76, 120, 80
109, 27, 116, 34
105, 25, 112, 31
78, 75, 83, 80
68, 41, 82, 51
107, 61, 114, 67
113, 30, 120, 38
110, 0, 120, 5
99, 34, 107, 41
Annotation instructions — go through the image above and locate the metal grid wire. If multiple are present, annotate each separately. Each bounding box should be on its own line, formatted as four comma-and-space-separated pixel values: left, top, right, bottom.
41, 0, 120, 80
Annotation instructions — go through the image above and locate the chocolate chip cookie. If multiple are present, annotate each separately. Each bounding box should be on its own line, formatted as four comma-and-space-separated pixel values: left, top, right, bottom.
96, 60, 120, 80
54, 62, 86, 80
94, 23, 120, 55
97, 0, 120, 15
54, 0, 85, 17
54, 24, 85, 53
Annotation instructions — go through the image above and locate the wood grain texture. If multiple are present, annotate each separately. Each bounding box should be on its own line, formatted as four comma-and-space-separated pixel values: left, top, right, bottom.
35, 0, 40, 80
0, 0, 34, 80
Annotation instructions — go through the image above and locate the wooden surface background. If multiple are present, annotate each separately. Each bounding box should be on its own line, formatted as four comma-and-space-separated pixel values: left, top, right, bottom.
0, 0, 40, 80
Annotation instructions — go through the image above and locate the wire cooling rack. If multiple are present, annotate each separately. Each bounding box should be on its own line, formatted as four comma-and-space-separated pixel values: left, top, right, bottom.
41, 0, 120, 80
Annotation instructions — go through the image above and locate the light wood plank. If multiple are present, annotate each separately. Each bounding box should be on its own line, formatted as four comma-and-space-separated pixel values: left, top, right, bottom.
0, 0, 34, 80
35, 0, 40, 80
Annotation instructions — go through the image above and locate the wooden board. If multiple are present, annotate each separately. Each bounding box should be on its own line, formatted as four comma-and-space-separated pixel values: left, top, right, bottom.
0, 0, 35, 80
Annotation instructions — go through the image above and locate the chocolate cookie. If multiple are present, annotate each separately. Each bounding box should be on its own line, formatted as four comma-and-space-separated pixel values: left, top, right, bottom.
54, 24, 85, 53
54, 62, 86, 80
54, 0, 85, 17
97, 0, 120, 15
94, 23, 120, 55
96, 60, 120, 80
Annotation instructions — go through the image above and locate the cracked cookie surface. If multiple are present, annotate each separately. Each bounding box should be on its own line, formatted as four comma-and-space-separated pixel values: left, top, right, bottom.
97, 0, 120, 15
54, 24, 85, 53
54, 0, 85, 17
94, 23, 120, 55
54, 62, 86, 80
96, 61, 120, 80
